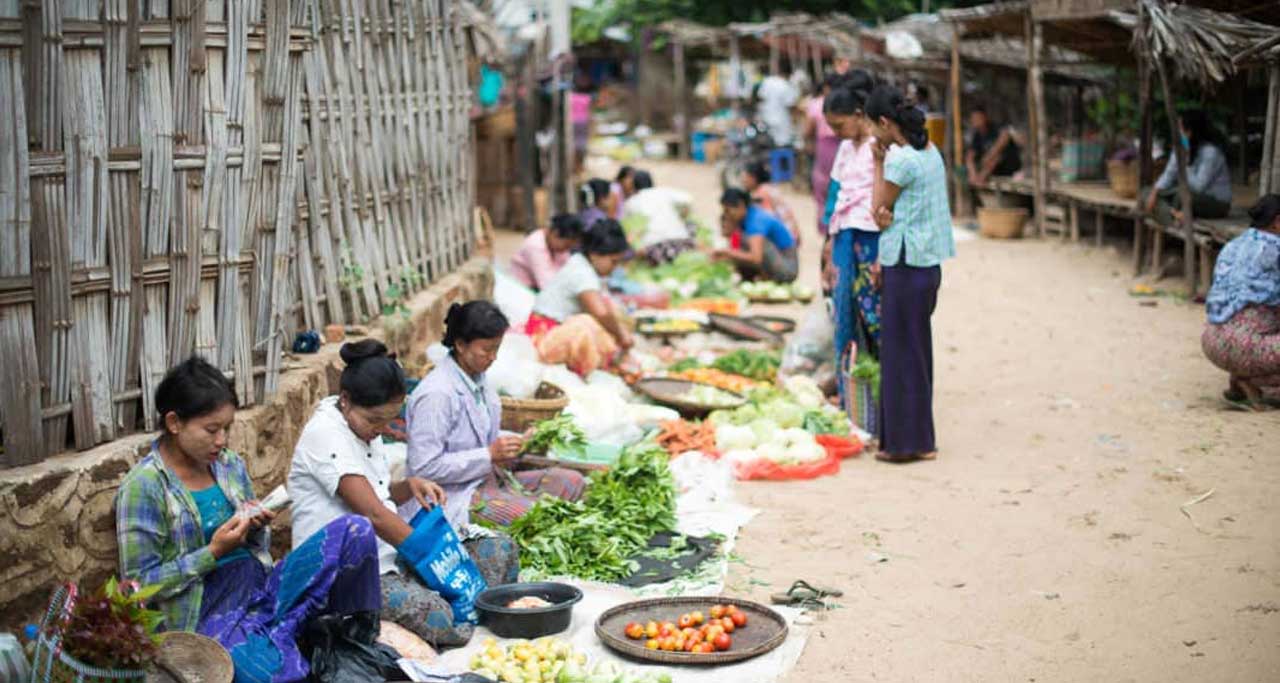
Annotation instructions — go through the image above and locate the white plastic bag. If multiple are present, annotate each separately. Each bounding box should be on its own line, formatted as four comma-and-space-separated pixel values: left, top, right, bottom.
780, 304, 834, 378
489, 333, 543, 399
493, 268, 536, 327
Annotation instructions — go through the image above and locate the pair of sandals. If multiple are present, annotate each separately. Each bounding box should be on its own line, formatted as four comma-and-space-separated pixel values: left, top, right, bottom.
875, 451, 937, 464
770, 580, 843, 610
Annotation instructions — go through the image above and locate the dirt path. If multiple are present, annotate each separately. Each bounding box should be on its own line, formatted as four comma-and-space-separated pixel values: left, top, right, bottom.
498, 158, 1279, 681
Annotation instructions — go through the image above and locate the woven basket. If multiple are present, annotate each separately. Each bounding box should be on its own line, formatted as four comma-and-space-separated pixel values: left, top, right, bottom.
30, 586, 147, 683
977, 207, 1028, 239
1107, 159, 1139, 199
477, 107, 516, 138
500, 382, 568, 432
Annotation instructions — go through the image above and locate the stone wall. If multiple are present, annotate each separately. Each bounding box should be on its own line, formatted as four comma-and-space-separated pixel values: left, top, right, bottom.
0, 259, 493, 629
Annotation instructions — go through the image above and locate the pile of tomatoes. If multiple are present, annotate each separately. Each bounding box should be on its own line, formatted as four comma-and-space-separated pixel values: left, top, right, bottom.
621, 604, 749, 654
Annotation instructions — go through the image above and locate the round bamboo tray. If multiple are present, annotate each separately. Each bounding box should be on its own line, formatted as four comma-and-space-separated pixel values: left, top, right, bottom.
146, 633, 233, 683
977, 207, 1028, 239
633, 378, 745, 418
595, 596, 788, 665
500, 382, 568, 432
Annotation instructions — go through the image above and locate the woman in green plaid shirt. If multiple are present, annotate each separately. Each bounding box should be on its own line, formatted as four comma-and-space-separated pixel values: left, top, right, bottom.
865, 84, 955, 464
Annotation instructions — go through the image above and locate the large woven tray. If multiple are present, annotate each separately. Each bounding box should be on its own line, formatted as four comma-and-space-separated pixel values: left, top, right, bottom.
595, 596, 788, 666
632, 378, 745, 417
707, 314, 782, 345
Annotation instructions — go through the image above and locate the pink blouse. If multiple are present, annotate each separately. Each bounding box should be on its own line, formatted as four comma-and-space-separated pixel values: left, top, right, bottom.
828, 137, 878, 234
509, 229, 570, 290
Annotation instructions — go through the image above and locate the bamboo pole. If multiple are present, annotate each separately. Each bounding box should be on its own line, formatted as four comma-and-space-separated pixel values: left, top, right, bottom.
673, 40, 687, 160
950, 26, 969, 218
1262, 65, 1279, 196
1025, 12, 1047, 237
1153, 56, 1195, 290
1134, 18, 1153, 276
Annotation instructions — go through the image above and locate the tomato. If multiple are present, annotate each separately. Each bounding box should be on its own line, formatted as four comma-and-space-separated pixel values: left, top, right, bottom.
645, 621, 659, 638
624, 622, 644, 640
659, 623, 677, 637
720, 617, 735, 633
704, 625, 724, 643
645, 639, 660, 650
713, 633, 732, 652
683, 638, 698, 653
662, 636, 678, 651
709, 605, 726, 620
730, 611, 747, 628
677, 614, 694, 629
681, 627, 698, 640
690, 610, 705, 625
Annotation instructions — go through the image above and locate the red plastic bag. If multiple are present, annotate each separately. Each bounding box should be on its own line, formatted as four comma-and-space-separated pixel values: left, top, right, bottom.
815, 434, 863, 459
731, 451, 841, 481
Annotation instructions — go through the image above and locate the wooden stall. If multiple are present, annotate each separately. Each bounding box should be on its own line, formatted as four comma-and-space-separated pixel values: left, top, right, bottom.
0, 1, 485, 467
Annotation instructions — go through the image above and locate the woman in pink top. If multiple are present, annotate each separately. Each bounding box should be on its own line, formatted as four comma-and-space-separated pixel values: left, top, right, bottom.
570, 91, 592, 168
508, 214, 585, 291
822, 78, 882, 421
801, 74, 845, 238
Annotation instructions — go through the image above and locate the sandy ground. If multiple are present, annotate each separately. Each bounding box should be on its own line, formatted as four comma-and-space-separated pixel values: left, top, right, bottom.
493, 158, 1279, 682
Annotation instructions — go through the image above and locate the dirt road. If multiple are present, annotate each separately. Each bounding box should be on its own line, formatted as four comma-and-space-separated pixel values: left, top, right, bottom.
501, 158, 1279, 681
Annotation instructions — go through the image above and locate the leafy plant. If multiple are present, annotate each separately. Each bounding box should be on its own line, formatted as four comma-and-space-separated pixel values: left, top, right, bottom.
851, 355, 881, 402
54, 577, 165, 670
522, 414, 588, 455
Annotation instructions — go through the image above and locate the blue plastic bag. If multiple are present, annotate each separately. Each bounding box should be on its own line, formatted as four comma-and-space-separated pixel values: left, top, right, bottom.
397, 506, 487, 624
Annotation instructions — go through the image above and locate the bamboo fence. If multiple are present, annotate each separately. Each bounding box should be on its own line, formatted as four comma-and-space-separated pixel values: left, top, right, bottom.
0, 0, 480, 467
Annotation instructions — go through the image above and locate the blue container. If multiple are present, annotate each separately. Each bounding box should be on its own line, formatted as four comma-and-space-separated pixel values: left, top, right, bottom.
769, 147, 795, 183
691, 132, 718, 163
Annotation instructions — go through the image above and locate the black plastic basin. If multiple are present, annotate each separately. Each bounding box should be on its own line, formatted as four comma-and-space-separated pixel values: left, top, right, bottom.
474, 582, 583, 639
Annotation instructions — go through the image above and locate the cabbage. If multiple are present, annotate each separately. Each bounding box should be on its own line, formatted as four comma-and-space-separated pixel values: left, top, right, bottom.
783, 376, 825, 409
715, 424, 756, 451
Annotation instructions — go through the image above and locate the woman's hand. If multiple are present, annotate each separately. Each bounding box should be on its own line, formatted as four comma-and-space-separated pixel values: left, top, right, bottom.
618, 328, 636, 350
405, 477, 446, 510
209, 515, 251, 559
822, 260, 839, 291
1144, 188, 1158, 214
489, 435, 524, 463
872, 140, 888, 163
874, 206, 894, 229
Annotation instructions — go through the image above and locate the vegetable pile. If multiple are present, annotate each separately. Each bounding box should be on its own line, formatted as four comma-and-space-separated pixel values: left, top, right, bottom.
622, 604, 749, 654
681, 384, 744, 408
677, 298, 740, 316
739, 281, 815, 302
469, 637, 672, 683
655, 419, 717, 456
505, 442, 677, 581
709, 349, 780, 382
523, 414, 586, 455
669, 367, 759, 394
706, 376, 853, 469
631, 253, 737, 301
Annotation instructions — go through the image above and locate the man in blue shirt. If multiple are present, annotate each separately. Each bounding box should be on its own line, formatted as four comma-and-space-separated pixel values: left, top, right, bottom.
715, 188, 799, 283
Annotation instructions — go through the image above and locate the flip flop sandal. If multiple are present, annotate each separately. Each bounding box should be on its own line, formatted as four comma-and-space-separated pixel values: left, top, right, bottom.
771, 579, 844, 605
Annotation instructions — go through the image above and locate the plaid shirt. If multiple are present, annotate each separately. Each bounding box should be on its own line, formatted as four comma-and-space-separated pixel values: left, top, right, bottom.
881, 143, 956, 267
114, 444, 271, 633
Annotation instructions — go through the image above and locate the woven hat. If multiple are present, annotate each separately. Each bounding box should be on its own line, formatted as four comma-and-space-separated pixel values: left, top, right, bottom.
145, 633, 232, 683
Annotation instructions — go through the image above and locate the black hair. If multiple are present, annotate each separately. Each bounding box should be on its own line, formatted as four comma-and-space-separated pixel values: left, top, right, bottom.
1180, 108, 1222, 160
549, 213, 584, 240
615, 165, 635, 183
970, 105, 988, 116
581, 219, 630, 255
579, 178, 611, 208
443, 301, 509, 348
910, 82, 930, 103
823, 83, 868, 116
338, 339, 405, 408
720, 187, 751, 208
632, 170, 654, 191
822, 70, 848, 93
866, 84, 928, 150
154, 356, 238, 426
1248, 194, 1280, 230
844, 69, 875, 94
743, 159, 771, 185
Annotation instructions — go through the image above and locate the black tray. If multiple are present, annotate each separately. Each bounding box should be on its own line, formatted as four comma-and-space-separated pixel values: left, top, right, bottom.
475, 582, 582, 638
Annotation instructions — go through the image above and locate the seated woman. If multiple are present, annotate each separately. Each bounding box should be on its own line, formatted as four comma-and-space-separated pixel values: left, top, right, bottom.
620, 171, 699, 265
1145, 109, 1232, 222
609, 166, 638, 220
406, 301, 585, 528
741, 159, 801, 246
116, 358, 382, 683
1202, 194, 1280, 410
527, 219, 635, 375
288, 340, 518, 648
578, 178, 617, 230
508, 213, 584, 292
716, 188, 799, 283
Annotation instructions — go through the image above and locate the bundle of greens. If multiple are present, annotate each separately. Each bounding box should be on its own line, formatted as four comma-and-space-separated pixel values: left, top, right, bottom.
851, 355, 882, 402
710, 349, 780, 382
630, 252, 737, 301
522, 414, 586, 455
504, 441, 677, 581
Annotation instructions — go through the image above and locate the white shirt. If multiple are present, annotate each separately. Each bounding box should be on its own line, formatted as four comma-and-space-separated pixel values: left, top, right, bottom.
532, 253, 603, 322
621, 187, 694, 249
288, 396, 400, 575
756, 75, 799, 146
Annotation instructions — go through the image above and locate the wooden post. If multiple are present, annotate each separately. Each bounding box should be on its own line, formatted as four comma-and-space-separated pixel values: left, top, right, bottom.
1262, 65, 1280, 196
1134, 21, 1153, 275
1234, 78, 1248, 185
516, 55, 537, 232
769, 34, 780, 76
1153, 56, 1195, 290
673, 39, 688, 159
1026, 12, 1048, 237
1094, 209, 1104, 247
950, 26, 970, 218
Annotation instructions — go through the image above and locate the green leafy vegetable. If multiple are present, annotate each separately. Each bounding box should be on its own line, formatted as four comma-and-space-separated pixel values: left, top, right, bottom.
851, 355, 882, 402
522, 414, 586, 455
710, 349, 780, 381
667, 357, 704, 373
503, 441, 677, 581
630, 252, 737, 301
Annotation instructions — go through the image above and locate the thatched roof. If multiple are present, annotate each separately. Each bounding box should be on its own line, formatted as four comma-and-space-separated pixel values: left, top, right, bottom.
1139, 0, 1280, 85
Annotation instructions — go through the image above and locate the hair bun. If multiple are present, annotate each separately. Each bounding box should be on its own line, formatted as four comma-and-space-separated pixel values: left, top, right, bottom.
340, 339, 389, 365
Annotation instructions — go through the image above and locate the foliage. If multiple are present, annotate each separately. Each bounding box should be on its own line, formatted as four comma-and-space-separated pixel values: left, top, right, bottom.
54, 577, 165, 670
851, 354, 881, 402
522, 414, 588, 455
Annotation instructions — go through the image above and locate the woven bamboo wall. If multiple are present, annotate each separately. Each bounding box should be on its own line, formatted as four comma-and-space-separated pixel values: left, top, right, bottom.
0, 0, 477, 467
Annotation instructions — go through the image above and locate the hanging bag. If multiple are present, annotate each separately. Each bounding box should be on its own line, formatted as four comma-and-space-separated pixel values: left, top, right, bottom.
396, 507, 487, 625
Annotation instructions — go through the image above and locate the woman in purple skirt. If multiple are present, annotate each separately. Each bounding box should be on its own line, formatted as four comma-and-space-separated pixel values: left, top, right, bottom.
865, 84, 956, 463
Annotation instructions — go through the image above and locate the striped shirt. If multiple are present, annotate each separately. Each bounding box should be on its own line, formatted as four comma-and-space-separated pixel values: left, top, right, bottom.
880, 143, 956, 267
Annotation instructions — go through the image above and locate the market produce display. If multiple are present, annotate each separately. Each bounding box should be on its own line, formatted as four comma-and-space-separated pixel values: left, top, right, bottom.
468, 637, 671, 683
523, 415, 587, 455
681, 384, 745, 408
709, 349, 780, 382
621, 604, 750, 654
669, 367, 759, 394
631, 253, 737, 302
739, 281, 815, 303
677, 298, 740, 316
504, 442, 677, 581
655, 419, 717, 456
637, 319, 702, 335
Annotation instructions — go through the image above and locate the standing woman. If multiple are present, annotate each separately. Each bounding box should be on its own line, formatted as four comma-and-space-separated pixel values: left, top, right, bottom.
866, 85, 956, 463
116, 358, 382, 683
823, 82, 881, 413
288, 340, 519, 647
405, 301, 586, 529
802, 72, 847, 238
